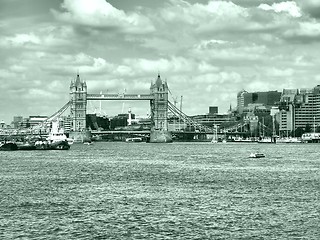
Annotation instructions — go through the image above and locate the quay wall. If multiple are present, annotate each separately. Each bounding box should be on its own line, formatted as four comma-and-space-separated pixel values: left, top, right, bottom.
69, 131, 92, 143
149, 129, 173, 143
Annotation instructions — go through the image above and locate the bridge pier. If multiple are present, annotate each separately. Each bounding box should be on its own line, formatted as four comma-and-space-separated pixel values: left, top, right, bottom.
69, 131, 92, 143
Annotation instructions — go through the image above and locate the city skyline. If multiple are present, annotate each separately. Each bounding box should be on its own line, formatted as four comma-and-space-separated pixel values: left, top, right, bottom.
1, 0, 320, 123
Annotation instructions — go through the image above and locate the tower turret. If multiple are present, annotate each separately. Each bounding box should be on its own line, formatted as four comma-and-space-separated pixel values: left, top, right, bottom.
69, 74, 87, 131
150, 73, 169, 131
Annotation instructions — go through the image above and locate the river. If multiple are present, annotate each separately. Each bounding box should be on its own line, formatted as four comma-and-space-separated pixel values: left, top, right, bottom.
1, 142, 319, 239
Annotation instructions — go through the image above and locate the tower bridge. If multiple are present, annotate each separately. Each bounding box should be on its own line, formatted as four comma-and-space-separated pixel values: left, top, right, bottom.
18, 73, 216, 142
69, 73, 170, 134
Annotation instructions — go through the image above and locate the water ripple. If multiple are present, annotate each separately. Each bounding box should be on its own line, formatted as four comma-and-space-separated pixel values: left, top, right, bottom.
1, 142, 319, 239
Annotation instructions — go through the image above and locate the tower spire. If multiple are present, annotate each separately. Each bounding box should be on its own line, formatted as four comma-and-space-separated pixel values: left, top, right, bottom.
75, 72, 81, 85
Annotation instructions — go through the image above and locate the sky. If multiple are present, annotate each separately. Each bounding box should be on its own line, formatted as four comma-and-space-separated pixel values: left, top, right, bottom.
1, 0, 320, 124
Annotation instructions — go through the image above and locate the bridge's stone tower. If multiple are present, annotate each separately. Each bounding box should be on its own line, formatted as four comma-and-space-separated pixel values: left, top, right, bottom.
150, 74, 169, 131
69, 74, 87, 131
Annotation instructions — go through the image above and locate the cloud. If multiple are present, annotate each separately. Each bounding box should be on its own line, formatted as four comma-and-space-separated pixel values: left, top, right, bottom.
0, 33, 40, 47
192, 40, 267, 64
298, 0, 320, 19
258, 1, 302, 18
161, 0, 248, 23
123, 56, 220, 76
283, 21, 320, 42
159, 0, 249, 33
2, 0, 320, 122
52, 0, 155, 34
267, 67, 295, 78
0, 26, 79, 52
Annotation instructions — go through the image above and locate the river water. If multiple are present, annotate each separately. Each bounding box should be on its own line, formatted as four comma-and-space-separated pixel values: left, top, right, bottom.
1, 142, 319, 239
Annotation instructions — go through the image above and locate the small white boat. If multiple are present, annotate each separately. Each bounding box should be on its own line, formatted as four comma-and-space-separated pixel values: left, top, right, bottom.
258, 138, 275, 143
125, 137, 143, 142
249, 153, 265, 158
277, 137, 302, 143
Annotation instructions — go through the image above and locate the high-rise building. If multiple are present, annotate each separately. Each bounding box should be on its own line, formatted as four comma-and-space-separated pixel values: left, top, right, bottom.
12, 116, 23, 128
237, 90, 281, 114
237, 90, 247, 114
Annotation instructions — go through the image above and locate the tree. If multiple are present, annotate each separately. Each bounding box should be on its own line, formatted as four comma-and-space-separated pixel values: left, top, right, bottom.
294, 127, 304, 137
305, 123, 311, 133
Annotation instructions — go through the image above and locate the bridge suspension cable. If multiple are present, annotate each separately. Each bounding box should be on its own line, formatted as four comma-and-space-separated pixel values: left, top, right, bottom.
223, 121, 248, 133
30, 101, 71, 131
44, 101, 71, 123
167, 101, 214, 132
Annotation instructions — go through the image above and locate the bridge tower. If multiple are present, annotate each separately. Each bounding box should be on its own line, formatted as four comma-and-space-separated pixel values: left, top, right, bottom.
150, 74, 169, 130
69, 74, 87, 131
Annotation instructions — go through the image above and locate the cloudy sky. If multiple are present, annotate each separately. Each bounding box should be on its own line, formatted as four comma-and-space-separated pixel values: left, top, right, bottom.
1, 0, 320, 123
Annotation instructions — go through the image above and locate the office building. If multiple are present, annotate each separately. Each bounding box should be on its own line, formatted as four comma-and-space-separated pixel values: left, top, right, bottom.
279, 85, 320, 135
12, 116, 23, 128
28, 116, 48, 127
237, 90, 281, 114
209, 106, 218, 115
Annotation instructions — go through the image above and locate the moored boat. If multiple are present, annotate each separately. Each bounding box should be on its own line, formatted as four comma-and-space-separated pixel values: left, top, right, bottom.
34, 139, 70, 150
276, 137, 302, 143
0, 142, 18, 151
44, 120, 71, 150
232, 137, 257, 143
301, 133, 320, 143
16, 142, 37, 150
50, 140, 70, 150
211, 139, 218, 143
249, 153, 265, 158
125, 137, 143, 142
258, 137, 276, 143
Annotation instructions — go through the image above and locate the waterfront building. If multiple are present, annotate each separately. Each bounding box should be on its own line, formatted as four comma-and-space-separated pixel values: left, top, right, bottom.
237, 90, 247, 114
0, 120, 5, 129
28, 116, 48, 127
279, 86, 320, 136
237, 90, 281, 114
278, 89, 298, 134
243, 103, 270, 115
191, 107, 235, 129
244, 113, 259, 135
110, 114, 129, 130
61, 116, 72, 133
21, 118, 29, 128
11, 116, 23, 128
209, 106, 218, 115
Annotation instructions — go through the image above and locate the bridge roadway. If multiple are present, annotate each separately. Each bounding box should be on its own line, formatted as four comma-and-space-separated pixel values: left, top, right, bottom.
90, 130, 212, 135
91, 130, 150, 135
87, 93, 154, 101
